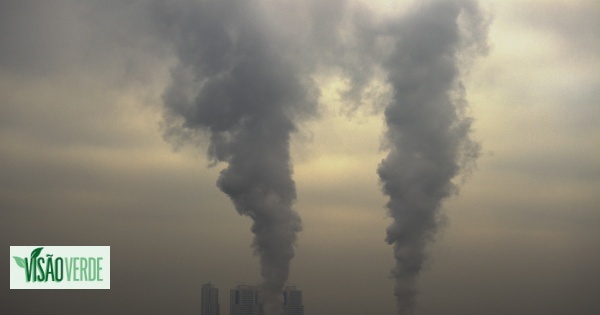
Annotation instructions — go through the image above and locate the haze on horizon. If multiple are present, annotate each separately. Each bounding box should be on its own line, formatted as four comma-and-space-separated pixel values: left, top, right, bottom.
1, 0, 599, 314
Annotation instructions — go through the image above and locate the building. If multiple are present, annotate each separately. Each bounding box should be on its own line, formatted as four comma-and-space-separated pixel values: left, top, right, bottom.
282, 286, 304, 315
201, 282, 220, 315
230, 284, 264, 315
229, 284, 303, 315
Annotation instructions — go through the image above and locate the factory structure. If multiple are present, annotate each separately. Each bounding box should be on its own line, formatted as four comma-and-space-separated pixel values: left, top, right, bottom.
201, 282, 221, 315
202, 283, 304, 315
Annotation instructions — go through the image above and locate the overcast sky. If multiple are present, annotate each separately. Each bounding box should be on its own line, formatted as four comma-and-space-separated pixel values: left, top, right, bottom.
1, 1, 599, 314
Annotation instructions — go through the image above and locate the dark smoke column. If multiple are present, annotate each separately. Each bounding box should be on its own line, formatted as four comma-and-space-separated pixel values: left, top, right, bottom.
160, 1, 316, 314
377, 0, 488, 313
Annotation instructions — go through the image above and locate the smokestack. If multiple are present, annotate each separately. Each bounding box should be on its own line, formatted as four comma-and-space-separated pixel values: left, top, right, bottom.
160, 1, 317, 314
376, 0, 488, 313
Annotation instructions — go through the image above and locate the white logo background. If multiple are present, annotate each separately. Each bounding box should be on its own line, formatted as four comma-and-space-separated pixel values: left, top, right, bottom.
10, 246, 110, 289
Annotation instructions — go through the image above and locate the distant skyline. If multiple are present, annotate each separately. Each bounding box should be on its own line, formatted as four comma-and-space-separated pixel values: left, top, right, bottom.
1, 0, 599, 314
208, 283, 304, 315
202, 282, 221, 315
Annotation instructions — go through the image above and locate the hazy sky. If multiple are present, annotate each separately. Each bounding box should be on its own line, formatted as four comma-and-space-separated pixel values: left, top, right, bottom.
1, 1, 599, 314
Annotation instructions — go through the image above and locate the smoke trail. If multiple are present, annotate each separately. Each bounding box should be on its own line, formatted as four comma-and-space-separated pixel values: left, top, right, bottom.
159, 1, 317, 313
376, 0, 488, 313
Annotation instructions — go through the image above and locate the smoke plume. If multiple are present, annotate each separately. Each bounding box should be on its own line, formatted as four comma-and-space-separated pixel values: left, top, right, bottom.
157, 0, 487, 313
160, 1, 317, 313
376, 0, 488, 313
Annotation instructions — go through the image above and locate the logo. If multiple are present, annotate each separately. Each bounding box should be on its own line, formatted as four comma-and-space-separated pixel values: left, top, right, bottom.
10, 246, 110, 289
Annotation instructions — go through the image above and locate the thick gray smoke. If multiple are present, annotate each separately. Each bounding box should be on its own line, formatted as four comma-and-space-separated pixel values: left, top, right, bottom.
159, 1, 317, 313
157, 0, 487, 313
376, 0, 488, 313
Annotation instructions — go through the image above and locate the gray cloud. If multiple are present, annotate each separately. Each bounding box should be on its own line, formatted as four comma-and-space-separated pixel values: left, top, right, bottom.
375, 0, 488, 313
2, 1, 598, 315
512, 0, 599, 58
159, 1, 320, 312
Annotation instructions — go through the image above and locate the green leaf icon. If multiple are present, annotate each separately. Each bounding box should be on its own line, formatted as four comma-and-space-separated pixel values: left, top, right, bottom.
13, 256, 26, 269
31, 247, 43, 259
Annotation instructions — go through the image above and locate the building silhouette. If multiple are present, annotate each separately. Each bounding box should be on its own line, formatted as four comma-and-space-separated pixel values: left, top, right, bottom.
282, 286, 304, 315
229, 284, 304, 315
201, 282, 220, 315
230, 284, 264, 315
